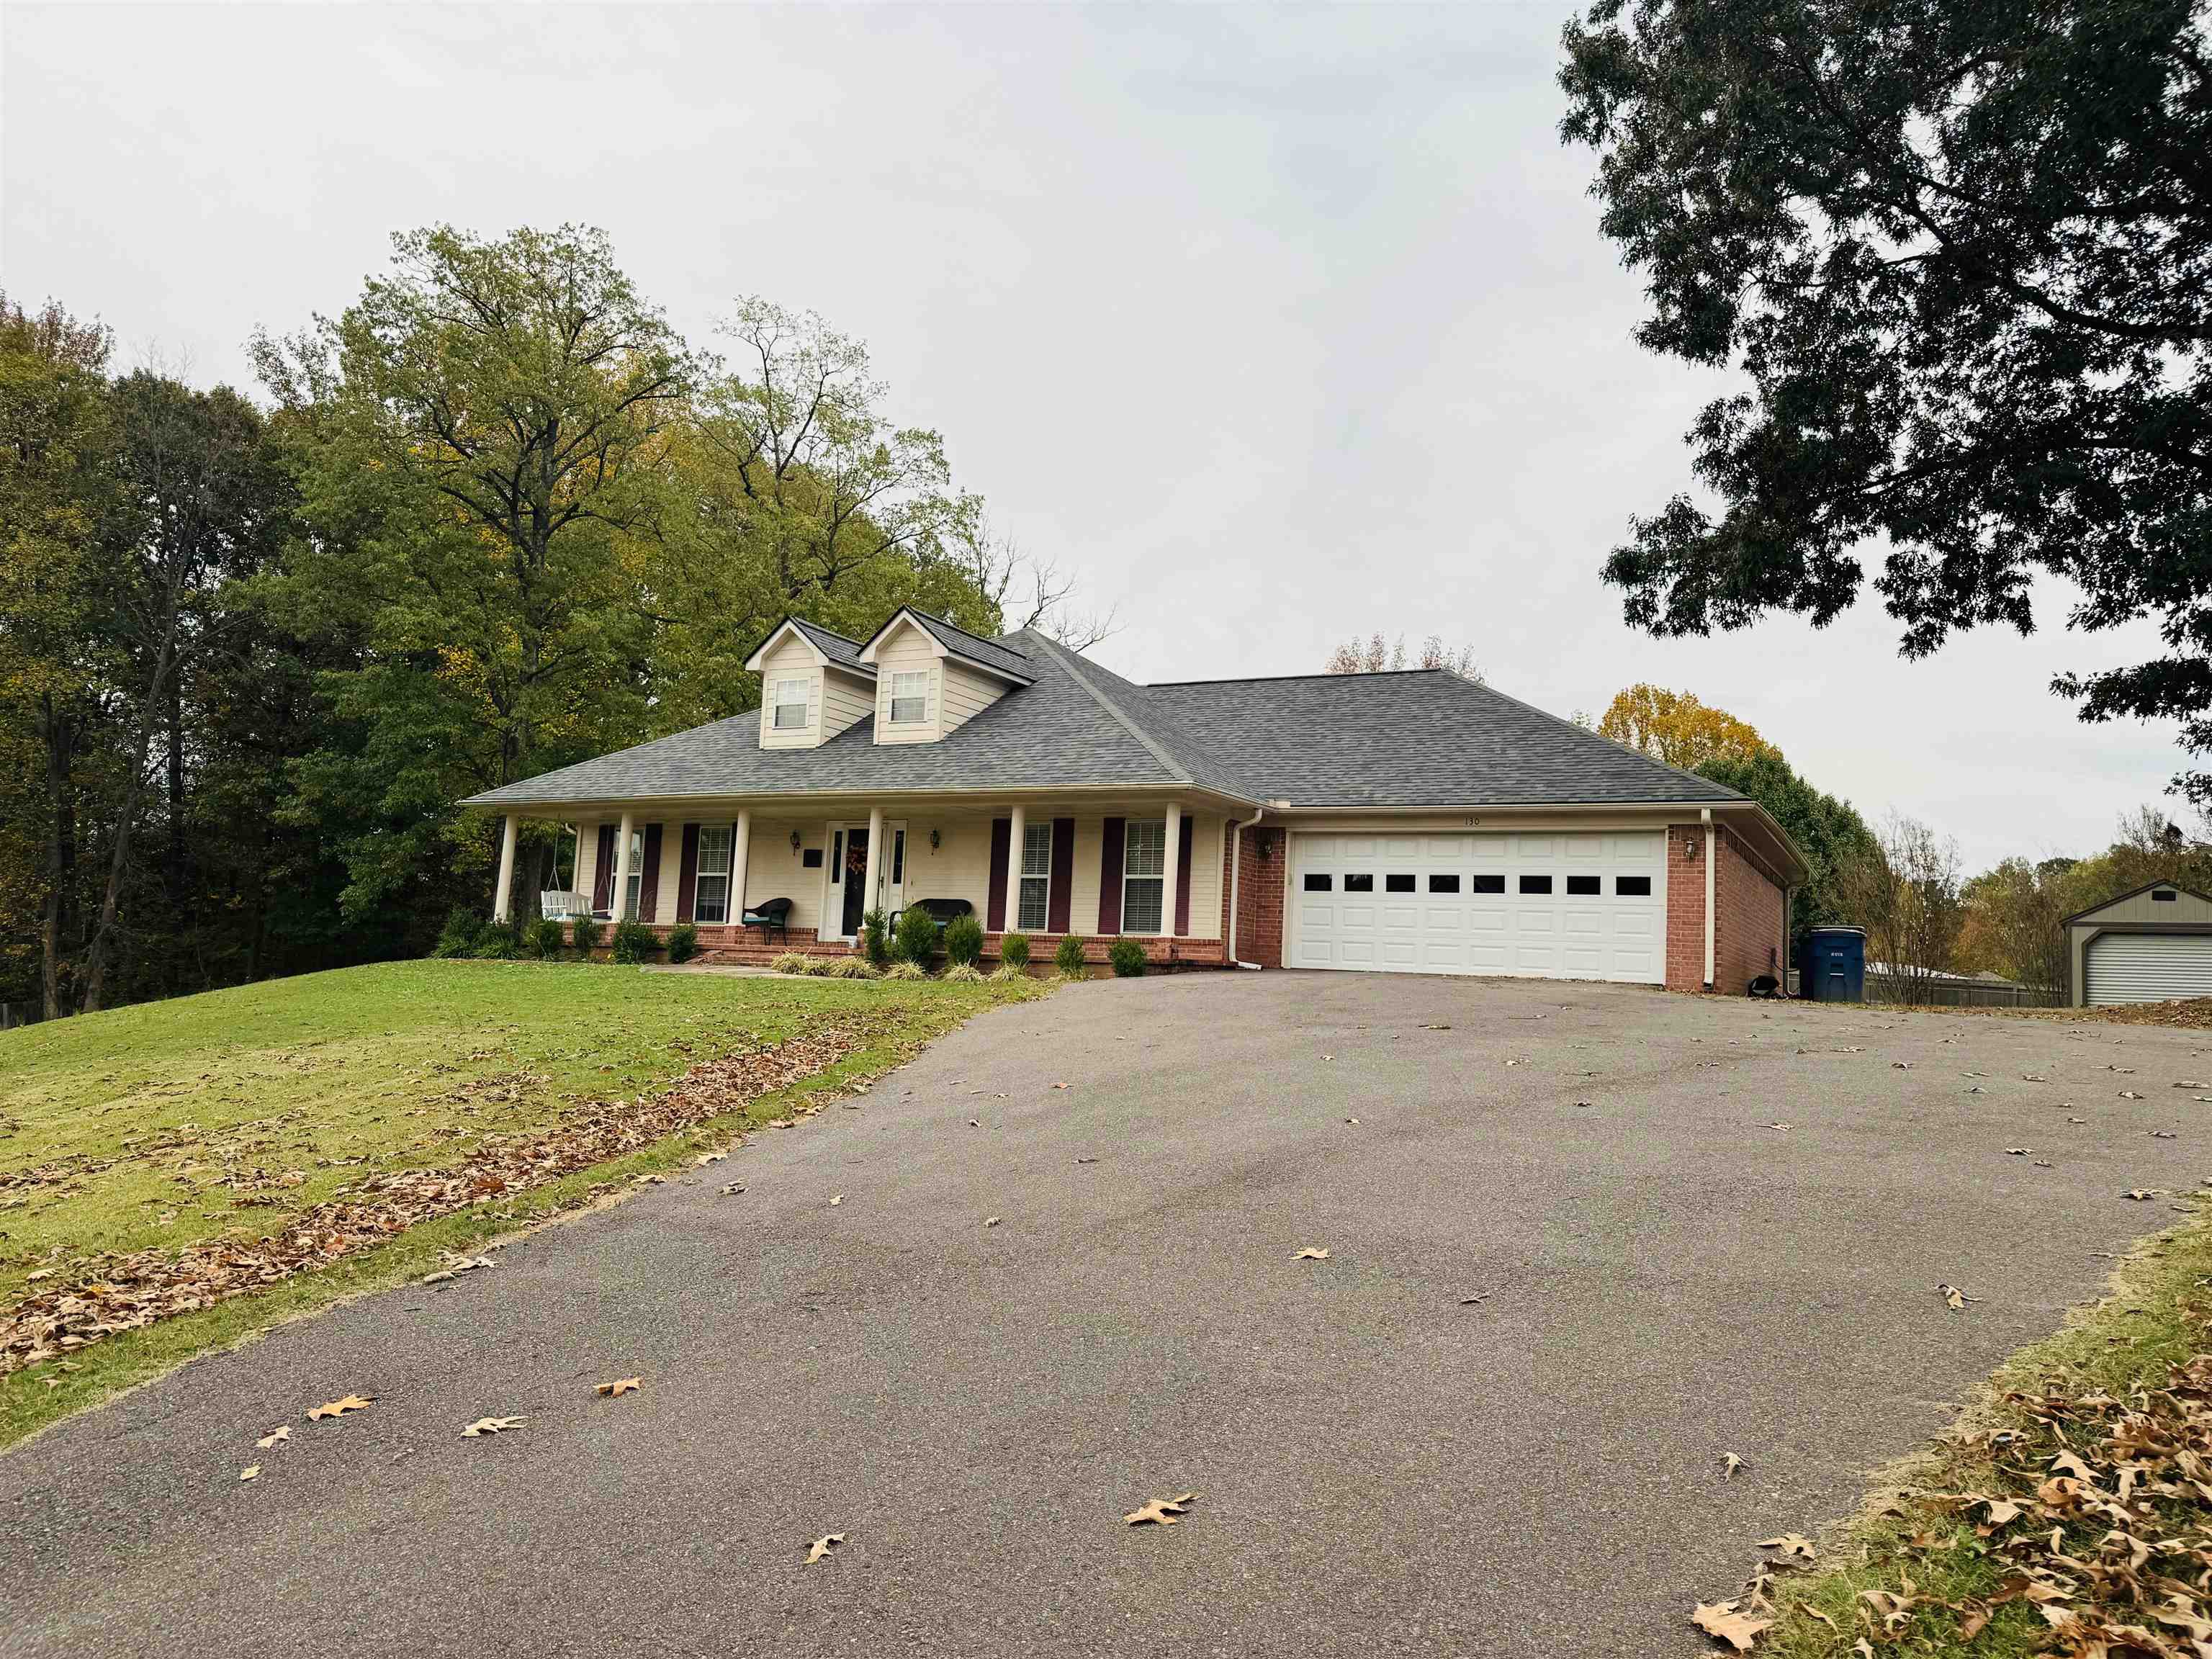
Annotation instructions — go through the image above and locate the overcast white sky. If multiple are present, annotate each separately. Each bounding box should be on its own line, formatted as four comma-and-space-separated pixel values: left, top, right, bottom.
2, 3, 2185, 869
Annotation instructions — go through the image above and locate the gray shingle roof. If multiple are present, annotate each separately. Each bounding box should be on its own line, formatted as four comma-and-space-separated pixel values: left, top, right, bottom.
463, 631, 1743, 813
897, 608, 1035, 683
1141, 671, 1745, 807
786, 617, 872, 675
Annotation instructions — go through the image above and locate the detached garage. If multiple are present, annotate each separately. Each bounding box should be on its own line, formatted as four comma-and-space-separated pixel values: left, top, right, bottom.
2067, 883, 2212, 1006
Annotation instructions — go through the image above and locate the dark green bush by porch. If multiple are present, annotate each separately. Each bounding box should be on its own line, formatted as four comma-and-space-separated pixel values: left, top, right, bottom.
893, 906, 940, 965
1108, 938, 1146, 978
665, 922, 700, 963
611, 920, 659, 964
999, 932, 1030, 969
526, 916, 567, 958
943, 912, 984, 967
431, 907, 485, 959
860, 909, 891, 970
1055, 934, 1087, 976
570, 913, 602, 954
469, 926, 520, 960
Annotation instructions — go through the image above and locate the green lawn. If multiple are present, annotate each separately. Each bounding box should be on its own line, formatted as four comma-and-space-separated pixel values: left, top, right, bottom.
0, 960, 1039, 1445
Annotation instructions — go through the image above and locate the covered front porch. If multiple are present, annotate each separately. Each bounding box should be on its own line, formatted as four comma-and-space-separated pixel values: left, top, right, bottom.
487, 792, 1249, 968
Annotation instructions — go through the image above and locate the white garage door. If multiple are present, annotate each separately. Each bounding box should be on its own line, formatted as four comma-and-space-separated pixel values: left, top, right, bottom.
2085, 933, 2212, 1005
1287, 830, 1668, 981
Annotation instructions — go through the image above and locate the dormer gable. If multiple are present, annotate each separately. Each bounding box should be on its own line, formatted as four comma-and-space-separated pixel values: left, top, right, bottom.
855, 608, 1032, 745
742, 617, 875, 750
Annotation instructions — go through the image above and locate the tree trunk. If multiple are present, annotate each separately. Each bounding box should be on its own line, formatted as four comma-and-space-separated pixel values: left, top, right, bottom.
38, 692, 78, 1021
81, 624, 177, 1014
166, 669, 186, 904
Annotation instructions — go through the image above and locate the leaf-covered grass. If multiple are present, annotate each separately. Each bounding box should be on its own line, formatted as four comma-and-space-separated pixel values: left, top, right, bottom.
1753, 1205, 2212, 1657
0, 960, 1041, 1447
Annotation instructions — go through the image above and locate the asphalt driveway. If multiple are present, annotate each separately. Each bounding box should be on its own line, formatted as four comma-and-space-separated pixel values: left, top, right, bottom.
7, 973, 2212, 1658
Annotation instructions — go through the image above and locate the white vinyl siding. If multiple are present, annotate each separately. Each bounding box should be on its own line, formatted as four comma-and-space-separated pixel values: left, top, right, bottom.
1017, 821, 1052, 930
757, 637, 821, 750
1123, 819, 1166, 935
938, 659, 1007, 735
694, 824, 734, 924
819, 668, 873, 739
872, 623, 943, 745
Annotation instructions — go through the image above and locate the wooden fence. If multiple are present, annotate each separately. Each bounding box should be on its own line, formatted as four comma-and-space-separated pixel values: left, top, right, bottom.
1863, 971, 2064, 1009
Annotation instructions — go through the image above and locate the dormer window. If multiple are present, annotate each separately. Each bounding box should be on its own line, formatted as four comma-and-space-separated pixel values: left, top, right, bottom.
889, 670, 931, 726
771, 677, 810, 730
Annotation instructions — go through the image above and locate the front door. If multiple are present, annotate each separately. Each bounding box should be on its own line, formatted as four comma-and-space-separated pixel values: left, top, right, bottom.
840, 824, 871, 938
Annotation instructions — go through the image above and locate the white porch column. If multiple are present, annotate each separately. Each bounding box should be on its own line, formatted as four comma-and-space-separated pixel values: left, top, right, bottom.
863, 804, 886, 922
731, 809, 752, 924
1004, 804, 1026, 931
1160, 801, 1182, 937
493, 813, 519, 923
613, 809, 637, 921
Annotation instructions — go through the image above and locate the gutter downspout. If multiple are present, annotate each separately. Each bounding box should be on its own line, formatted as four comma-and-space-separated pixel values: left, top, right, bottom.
1701, 807, 1716, 992
1229, 806, 1266, 970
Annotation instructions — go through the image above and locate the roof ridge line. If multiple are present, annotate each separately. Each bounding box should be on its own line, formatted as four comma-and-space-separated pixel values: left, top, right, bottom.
1146, 667, 1452, 687
1023, 634, 1193, 786
907, 604, 1029, 659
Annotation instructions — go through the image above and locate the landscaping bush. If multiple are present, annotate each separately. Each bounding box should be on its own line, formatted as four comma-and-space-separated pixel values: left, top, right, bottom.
943, 912, 984, 967
821, 956, 878, 979
893, 906, 940, 966
610, 919, 659, 965
469, 927, 521, 961
989, 963, 1028, 982
882, 960, 927, 981
526, 916, 567, 959
999, 932, 1030, 969
860, 908, 891, 971
1054, 934, 1087, 977
431, 907, 485, 959
665, 922, 700, 963
769, 951, 812, 975
1108, 938, 1147, 978
940, 963, 986, 983
570, 912, 602, 954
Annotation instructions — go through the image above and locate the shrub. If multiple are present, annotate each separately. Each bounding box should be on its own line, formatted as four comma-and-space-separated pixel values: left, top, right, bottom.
893, 906, 940, 966
999, 932, 1030, 969
989, 962, 1028, 982
611, 919, 659, 965
526, 916, 567, 959
940, 963, 986, 984
1108, 938, 1147, 978
822, 955, 878, 979
860, 908, 891, 971
431, 907, 485, 959
882, 959, 928, 981
469, 927, 521, 961
570, 912, 602, 954
769, 950, 812, 975
1054, 934, 1087, 976
665, 922, 700, 963
943, 912, 984, 967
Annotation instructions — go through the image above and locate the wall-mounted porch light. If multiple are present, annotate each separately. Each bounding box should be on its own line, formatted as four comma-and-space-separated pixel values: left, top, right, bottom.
790, 830, 802, 853
929, 827, 940, 850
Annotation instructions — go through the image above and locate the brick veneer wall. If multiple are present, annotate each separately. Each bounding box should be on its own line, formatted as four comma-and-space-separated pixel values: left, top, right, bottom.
1229, 823, 1286, 968
1663, 820, 1786, 994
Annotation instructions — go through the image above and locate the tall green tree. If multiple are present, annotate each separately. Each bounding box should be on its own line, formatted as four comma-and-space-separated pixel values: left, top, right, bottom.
1560, 0, 2212, 791
1694, 747, 1879, 957
257, 225, 691, 920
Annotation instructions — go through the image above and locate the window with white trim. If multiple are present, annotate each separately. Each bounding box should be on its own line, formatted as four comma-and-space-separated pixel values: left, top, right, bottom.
694, 824, 734, 924
1123, 819, 1166, 934
770, 676, 809, 730
1017, 822, 1052, 930
889, 670, 930, 726
624, 830, 644, 919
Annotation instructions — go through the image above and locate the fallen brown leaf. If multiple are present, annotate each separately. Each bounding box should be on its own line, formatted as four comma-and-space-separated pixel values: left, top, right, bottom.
461, 1416, 524, 1437
239, 1465, 259, 1482
807, 1532, 845, 1563
256, 1426, 289, 1449
1123, 1491, 1197, 1527
307, 1394, 373, 1420
1758, 1534, 1815, 1563
595, 1377, 642, 1398
1722, 1452, 1744, 1479
1293, 1247, 1331, 1261
1691, 1599, 1771, 1652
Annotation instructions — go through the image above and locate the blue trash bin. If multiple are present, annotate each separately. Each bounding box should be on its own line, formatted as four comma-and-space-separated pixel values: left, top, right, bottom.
1803, 927, 1866, 1003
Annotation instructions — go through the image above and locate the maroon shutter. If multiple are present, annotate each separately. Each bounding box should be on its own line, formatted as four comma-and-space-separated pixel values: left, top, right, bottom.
1174, 814, 1195, 934
639, 823, 663, 922
987, 818, 1011, 931
675, 824, 700, 922
1048, 818, 1074, 933
592, 824, 616, 914
1098, 817, 1125, 933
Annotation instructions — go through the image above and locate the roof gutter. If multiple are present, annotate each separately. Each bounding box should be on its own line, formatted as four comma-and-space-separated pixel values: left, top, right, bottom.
1228, 806, 1266, 970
